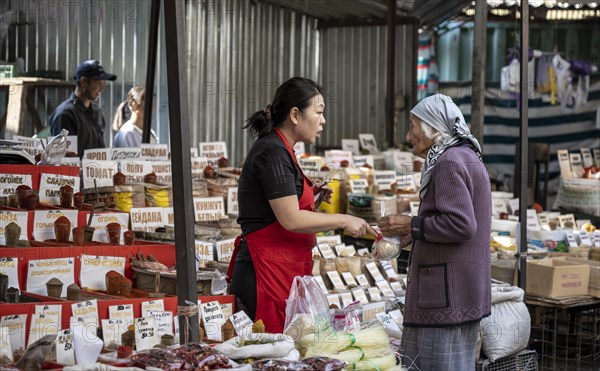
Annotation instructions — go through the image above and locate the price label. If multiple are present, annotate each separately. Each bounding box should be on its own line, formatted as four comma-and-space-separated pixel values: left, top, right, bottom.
120, 160, 153, 184
508, 198, 520, 215
0, 326, 12, 362
141, 144, 169, 161
89, 212, 129, 244
358, 133, 379, 154
376, 280, 395, 298
191, 157, 210, 176
151, 161, 173, 184
148, 311, 174, 338
135, 317, 159, 351
325, 150, 353, 167
317, 244, 337, 259
362, 301, 386, 322
579, 231, 593, 246
569, 153, 584, 177
38, 173, 80, 205
130, 207, 165, 232
35, 304, 62, 328
373, 170, 396, 191
109, 304, 134, 322
0, 314, 27, 351
351, 288, 369, 304
390, 281, 404, 294
559, 214, 576, 229
83, 148, 111, 161
367, 287, 382, 302
353, 155, 373, 168
557, 149, 573, 178
355, 274, 370, 287
227, 187, 239, 216
28, 313, 59, 347
581, 148, 594, 167
341, 272, 358, 287
80, 255, 126, 290
32, 209, 78, 241
327, 294, 342, 309
375, 313, 401, 336
349, 179, 368, 194
101, 319, 130, 347
81, 159, 118, 189
216, 238, 236, 263
142, 300, 165, 316
27, 258, 75, 297
230, 311, 253, 336
396, 174, 416, 192
195, 240, 215, 268
194, 196, 225, 222
526, 209, 541, 231
593, 231, 600, 248
366, 262, 385, 282
0, 173, 32, 197
492, 198, 508, 218
201, 301, 226, 342
356, 248, 369, 256
71, 300, 99, 328
56, 329, 76, 366
342, 139, 360, 155
566, 232, 579, 248
326, 271, 346, 291
340, 292, 354, 309
199, 141, 228, 162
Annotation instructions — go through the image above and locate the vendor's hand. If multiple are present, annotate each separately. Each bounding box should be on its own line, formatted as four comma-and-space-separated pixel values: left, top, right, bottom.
315, 184, 333, 204
378, 214, 412, 237
343, 216, 379, 239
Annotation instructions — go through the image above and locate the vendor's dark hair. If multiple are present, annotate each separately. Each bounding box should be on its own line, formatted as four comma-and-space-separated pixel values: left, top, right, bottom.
243, 77, 323, 138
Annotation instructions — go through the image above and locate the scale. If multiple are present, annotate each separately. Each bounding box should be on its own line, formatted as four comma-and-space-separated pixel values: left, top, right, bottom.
0, 139, 35, 164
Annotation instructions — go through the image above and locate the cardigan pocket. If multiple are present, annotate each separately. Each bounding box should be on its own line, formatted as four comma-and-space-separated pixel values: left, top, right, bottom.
417, 263, 449, 309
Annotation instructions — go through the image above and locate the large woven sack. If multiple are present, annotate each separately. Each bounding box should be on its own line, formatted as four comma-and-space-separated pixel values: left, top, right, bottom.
554, 177, 600, 216
480, 285, 531, 362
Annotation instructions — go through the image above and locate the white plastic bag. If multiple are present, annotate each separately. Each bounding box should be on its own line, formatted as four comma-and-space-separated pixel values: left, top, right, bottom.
214, 333, 296, 360
480, 285, 531, 362
283, 276, 331, 342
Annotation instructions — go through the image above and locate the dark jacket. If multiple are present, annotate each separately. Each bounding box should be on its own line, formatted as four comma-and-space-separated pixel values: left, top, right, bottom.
49, 93, 106, 157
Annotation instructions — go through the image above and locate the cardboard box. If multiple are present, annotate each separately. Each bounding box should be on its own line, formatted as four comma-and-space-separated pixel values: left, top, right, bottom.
491, 259, 517, 285
526, 258, 590, 298
565, 257, 600, 297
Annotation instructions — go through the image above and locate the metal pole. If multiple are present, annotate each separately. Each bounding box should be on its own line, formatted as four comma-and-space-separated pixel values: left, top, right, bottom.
386, 0, 396, 148
517, 0, 529, 290
470, 0, 487, 145
142, 0, 161, 144
163, 0, 199, 343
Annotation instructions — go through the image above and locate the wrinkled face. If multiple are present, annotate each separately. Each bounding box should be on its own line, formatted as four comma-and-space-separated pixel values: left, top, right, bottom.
297, 94, 326, 144
406, 114, 435, 158
81, 77, 106, 101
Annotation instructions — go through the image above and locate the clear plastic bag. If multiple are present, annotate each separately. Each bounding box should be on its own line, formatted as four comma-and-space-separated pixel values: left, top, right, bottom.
38, 129, 69, 165
283, 276, 331, 341
536, 54, 555, 94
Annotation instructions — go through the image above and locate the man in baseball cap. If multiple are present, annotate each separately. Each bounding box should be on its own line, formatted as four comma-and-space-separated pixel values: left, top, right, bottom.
49, 60, 117, 157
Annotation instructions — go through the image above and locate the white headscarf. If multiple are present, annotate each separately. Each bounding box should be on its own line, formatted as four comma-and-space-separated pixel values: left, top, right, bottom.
410, 94, 483, 197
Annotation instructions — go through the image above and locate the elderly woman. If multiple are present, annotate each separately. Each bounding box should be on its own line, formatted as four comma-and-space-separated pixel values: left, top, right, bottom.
378, 94, 491, 370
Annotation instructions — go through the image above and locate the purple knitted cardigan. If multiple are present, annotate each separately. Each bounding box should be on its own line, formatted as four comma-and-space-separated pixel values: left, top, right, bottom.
404, 145, 492, 327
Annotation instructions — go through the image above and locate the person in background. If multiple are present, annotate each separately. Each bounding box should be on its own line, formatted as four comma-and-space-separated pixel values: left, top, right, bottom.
112, 86, 157, 147
49, 60, 116, 157
378, 94, 492, 370
228, 77, 377, 333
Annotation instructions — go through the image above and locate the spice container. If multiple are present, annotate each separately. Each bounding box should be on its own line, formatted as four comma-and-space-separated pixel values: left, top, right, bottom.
106, 223, 121, 244
4, 222, 21, 247
25, 193, 39, 210
124, 230, 135, 245
67, 283, 81, 301
16, 185, 32, 209
46, 277, 64, 298
73, 192, 85, 209
59, 185, 74, 208
54, 216, 71, 243
72, 226, 85, 245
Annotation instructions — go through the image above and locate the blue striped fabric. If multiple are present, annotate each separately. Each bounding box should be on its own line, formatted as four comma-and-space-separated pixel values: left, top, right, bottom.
440, 76, 600, 205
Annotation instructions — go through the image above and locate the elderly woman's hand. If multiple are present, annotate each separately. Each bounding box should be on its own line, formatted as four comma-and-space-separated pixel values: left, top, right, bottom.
378, 214, 411, 237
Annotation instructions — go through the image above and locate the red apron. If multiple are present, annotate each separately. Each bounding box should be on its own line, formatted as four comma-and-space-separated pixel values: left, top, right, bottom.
227, 129, 315, 333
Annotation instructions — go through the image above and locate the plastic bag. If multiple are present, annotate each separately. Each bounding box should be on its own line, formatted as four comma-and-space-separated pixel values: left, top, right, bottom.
211, 269, 228, 295
38, 129, 69, 165
283, 276, 331, 342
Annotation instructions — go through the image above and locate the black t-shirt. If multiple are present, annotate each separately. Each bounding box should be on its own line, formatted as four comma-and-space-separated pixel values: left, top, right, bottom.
49, 93, 106, 157
237, 131, 304, 235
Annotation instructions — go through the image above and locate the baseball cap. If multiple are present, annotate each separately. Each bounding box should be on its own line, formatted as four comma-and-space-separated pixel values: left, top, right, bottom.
73, 60, 117, 81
